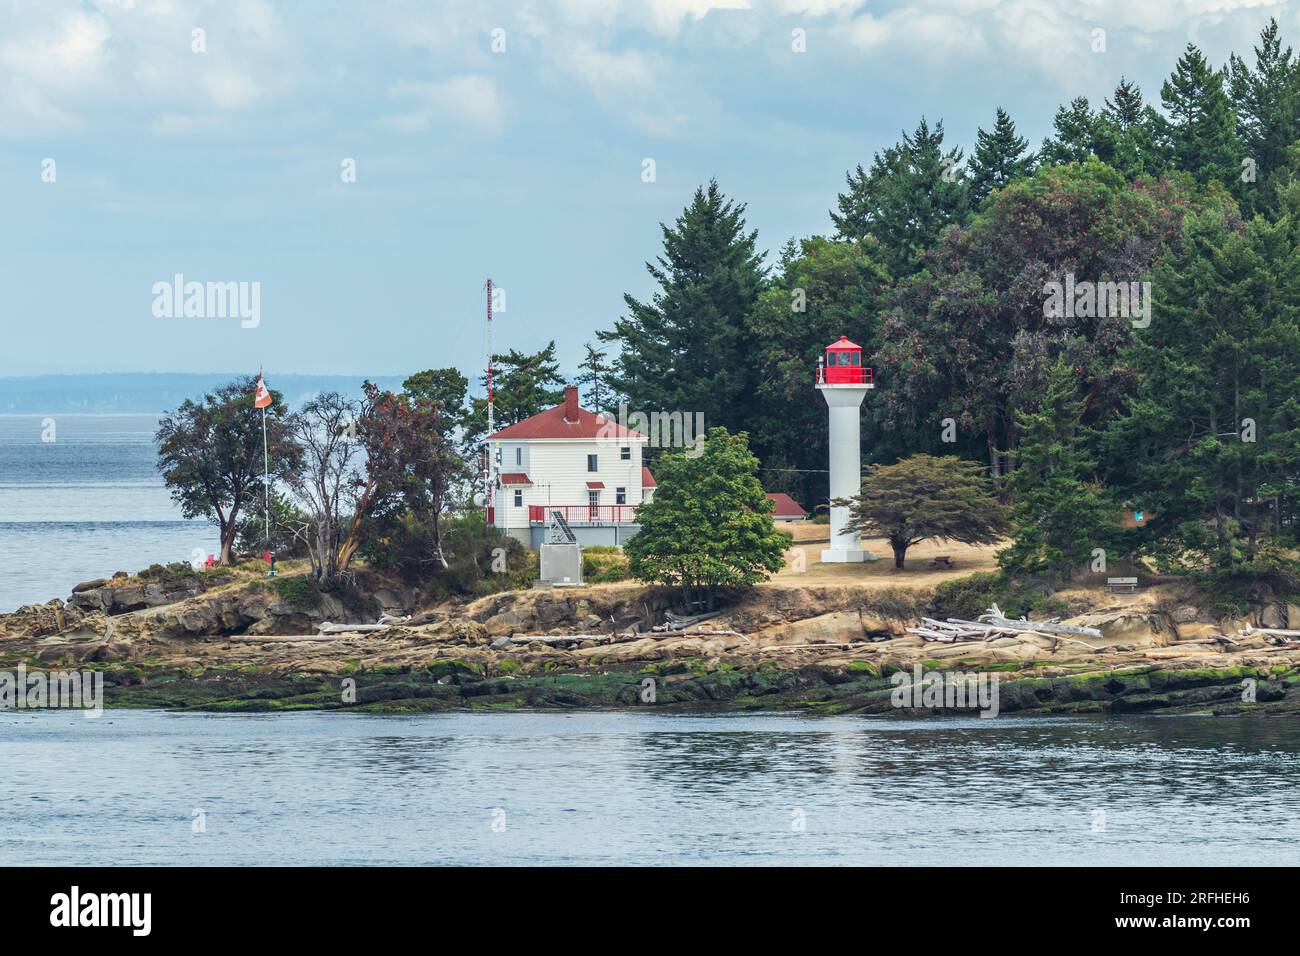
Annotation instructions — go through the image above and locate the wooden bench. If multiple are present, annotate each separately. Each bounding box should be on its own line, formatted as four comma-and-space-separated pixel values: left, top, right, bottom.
1106, 577, 1138, 594
931, 555, 955, 570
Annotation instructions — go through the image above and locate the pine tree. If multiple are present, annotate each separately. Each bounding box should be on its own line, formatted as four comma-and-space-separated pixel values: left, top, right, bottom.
839, 455, 1008, 570
967, 107, 1034, 204
1158, 44, 1241, 189
831, 117, 968, 277
605, 180, 766, 436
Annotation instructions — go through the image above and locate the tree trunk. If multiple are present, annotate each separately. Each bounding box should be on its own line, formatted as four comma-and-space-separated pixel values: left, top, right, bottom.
219, 506, 240, 565
891, 537, 908, 570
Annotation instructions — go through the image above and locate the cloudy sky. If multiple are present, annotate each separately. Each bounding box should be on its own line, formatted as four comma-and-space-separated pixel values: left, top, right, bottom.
0, 0, 1292, 384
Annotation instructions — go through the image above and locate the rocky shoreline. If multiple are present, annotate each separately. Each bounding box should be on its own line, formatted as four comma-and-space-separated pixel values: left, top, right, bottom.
2, 563, 1299, 716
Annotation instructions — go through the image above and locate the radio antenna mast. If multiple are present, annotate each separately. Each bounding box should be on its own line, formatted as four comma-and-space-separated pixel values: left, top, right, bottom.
484, 278, 495, 520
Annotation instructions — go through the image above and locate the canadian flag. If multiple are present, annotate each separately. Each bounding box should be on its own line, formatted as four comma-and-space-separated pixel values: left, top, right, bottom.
254, 372, 272, 409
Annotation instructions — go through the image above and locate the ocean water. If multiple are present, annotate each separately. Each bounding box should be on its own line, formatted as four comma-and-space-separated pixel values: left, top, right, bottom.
1, 709, 1298, 866
0, 415, 211, 611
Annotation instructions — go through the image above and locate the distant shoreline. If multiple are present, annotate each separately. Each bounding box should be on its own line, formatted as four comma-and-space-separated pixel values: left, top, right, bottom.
0, 373, 408, 415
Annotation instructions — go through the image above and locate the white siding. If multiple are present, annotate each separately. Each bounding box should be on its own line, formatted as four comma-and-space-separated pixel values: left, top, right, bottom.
491, 437, 648, 529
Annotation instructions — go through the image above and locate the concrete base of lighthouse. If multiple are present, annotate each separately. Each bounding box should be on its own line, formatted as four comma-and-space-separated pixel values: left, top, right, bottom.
820, 547, 874, 564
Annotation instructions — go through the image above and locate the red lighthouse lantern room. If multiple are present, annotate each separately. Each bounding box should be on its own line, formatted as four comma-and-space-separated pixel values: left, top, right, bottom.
818, 335, 871, 385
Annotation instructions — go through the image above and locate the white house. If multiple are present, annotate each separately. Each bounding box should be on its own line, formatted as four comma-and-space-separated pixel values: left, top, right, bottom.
487, 385, 655, 548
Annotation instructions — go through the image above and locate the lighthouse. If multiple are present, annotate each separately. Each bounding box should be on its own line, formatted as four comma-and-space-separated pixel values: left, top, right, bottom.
816, 336, 876, 563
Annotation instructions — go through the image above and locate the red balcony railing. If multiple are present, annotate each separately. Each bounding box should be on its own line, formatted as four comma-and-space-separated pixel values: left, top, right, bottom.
528, 505, 639, 525
816, 365, 873, 386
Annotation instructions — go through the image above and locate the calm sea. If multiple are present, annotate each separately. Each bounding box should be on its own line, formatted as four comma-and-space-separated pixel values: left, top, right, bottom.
0, 415, 211, 612
1, 710, 1297, 866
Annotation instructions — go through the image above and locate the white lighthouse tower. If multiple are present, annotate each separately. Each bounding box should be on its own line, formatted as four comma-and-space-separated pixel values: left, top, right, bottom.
816, 336, 875, 563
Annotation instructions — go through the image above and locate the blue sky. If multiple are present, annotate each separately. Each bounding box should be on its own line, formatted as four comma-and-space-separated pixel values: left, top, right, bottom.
1, 0, 1292, 391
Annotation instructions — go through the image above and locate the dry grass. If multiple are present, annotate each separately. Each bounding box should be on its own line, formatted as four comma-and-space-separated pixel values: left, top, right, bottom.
770, 528, 1006, 590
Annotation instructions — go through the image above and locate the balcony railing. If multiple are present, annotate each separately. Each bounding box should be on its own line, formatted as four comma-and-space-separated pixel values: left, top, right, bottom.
528, 504, 639, 525
816, 365, 873, 386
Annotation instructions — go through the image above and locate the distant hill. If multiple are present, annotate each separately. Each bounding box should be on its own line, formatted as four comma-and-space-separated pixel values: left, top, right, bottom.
0, 373, 409, 414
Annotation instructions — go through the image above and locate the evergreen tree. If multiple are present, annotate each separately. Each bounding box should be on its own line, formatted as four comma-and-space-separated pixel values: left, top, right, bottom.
1039, 97, 1114, 167
1158, 44, 1241, 189
1102, 193, 1300, 572
838, 454, 1008, 569
831, 117, 969, 277
575, 341, 615, 417
1229, 18, 1297, 213
402, 367, 469, 434
1103, 77, 1166, 180
968, 107, 1034, 205
463, 342, 565, 444
604, 181, 766, 436
1000, 359, 1114, 580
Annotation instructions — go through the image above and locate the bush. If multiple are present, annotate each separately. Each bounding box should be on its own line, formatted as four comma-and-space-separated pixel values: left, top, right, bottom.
583, 548, 629, 583
927, 571, 1066, 621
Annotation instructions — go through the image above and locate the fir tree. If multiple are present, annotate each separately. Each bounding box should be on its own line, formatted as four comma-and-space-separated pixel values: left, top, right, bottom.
1000, 359, 1114, 581
831, 117, 968, 277
1103, 77, 1166, 179
1229, 18, 1297, 213
1039, 97, 1114, 166
967, 107, 1034, 204
604, 180, 766, 436
575, 341, 614, 417
1158, 44, 1241, 189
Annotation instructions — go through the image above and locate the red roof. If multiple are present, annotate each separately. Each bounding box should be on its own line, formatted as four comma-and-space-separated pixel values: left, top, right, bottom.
487, 404, 645, 441
641, 466, 656, 488
586, 481, 604, 489
500, 473, 532, 486
826, 335, 861, 351
766, 492, 807, 517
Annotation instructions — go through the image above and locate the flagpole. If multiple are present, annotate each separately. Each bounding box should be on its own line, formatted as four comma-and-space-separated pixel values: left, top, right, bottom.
262, 404, 269, 545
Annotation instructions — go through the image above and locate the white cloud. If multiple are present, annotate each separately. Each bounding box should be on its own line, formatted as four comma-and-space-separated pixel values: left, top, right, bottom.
563, 43, 688, 135
385, 74, 504, 133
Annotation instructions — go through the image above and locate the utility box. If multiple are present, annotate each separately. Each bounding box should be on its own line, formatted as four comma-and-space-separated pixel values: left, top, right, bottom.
539, 542, 583, 586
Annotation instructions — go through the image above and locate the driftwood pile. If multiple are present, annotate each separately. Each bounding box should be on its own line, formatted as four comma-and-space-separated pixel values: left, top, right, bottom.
1243, 625, 1300, 646
906, 603, 1104, 648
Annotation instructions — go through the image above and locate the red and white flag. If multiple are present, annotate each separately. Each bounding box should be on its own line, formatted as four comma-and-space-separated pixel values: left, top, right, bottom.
254, 372, 272, 409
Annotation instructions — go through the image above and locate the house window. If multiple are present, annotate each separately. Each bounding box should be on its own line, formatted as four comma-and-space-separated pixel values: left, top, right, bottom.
515, 447, 522, 466
616, 487, 626, 505
587, 454, 598, 472
620, 446, 630, 460
588, 489, 600, 507
513, 489, 522, 507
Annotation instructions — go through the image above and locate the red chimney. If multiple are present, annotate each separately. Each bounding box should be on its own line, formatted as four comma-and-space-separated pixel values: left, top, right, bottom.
563, 384, 579, 422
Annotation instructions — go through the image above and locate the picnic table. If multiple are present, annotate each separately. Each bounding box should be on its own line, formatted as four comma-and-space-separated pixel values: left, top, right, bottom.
931, 555, 955, 570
